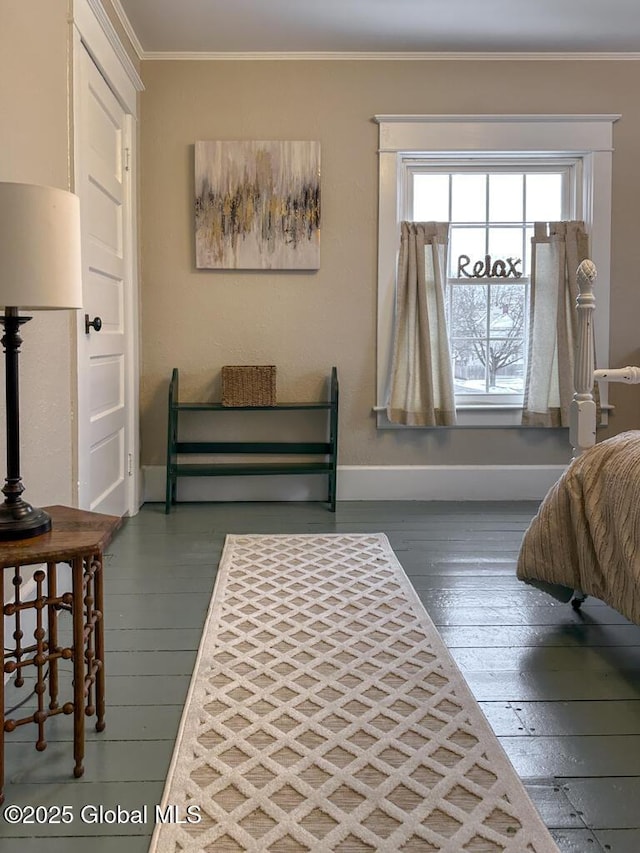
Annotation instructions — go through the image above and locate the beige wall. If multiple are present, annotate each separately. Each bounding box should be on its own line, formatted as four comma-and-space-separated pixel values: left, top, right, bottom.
139, 59, 640, 470
0, 0, 76, 506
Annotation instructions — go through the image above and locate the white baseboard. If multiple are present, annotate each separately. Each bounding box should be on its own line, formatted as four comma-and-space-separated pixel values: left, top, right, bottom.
143, 464, 564, 504
337, 465, 564, 500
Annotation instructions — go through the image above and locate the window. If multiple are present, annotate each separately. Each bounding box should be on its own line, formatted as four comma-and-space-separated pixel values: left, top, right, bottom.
375, 115, 618, 427
407, 162, 576, 407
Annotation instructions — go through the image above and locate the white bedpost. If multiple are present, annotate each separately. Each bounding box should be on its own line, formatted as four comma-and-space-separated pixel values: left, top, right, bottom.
570, 259, 598, 458
567, 260, 640, 611
568, 259, 598, 610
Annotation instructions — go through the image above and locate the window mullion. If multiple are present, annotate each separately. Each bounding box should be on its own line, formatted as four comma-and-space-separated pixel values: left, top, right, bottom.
485, 282, 491, 393
485, 174, 490, 394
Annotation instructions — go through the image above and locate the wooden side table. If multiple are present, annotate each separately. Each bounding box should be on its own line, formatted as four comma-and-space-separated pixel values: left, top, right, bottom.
0, 505, 121, 804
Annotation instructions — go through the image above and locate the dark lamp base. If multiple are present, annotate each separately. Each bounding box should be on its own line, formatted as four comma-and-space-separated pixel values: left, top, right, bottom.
0, 501, 52, 541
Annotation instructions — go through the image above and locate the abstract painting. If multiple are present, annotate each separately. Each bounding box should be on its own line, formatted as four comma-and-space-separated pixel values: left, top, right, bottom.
195, 140, 321, 270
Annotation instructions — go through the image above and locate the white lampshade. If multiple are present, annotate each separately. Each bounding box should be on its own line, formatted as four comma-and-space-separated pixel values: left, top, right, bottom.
0, 182, 83, 310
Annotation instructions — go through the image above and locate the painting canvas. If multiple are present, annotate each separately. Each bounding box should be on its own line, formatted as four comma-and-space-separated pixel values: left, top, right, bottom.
195, 140, 321, 270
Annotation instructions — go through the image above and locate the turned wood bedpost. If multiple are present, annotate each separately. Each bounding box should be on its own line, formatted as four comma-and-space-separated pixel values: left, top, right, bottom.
567, 260, 640, 611
570, 259, 598, 458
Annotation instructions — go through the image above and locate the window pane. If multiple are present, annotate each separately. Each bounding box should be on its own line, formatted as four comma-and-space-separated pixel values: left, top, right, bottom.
489, 174, 523, 222
487, 342, 524, 393
526, 173, 563, 221
452, 174, 486, 222
413, 174, 450, 221
488, 227, 524, 267
450, 283, 487, 337
488, 284, 525, 393
450, 227, 486, 277
489, 283, 526, 331
451, 339, 487, 394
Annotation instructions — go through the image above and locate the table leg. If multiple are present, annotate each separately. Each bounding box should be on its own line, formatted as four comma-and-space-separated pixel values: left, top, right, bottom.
71, 556, 85, 778
93, 554, 106, 732
47, 561, 59, 710
11, 567, 24, 688
33, 569, 49, 752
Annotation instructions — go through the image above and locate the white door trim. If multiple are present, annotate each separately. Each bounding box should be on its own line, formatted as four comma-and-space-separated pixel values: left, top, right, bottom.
123, 110, 141, 511
72, 0, 143, 515
73, 0, 142, 114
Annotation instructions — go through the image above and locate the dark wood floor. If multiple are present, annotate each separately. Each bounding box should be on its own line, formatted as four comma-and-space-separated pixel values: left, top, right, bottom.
3, 500, 640, 852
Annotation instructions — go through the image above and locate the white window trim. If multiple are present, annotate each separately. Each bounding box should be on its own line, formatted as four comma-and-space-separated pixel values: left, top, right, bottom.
374, 114, 620, 428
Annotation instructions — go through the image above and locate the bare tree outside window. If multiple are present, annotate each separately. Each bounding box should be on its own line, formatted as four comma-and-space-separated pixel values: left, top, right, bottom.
450, 283, 525, 393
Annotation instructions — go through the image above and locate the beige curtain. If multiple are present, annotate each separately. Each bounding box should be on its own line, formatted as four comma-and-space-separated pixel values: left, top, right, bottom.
387, 222, 456, 426
522, 221, 589, 427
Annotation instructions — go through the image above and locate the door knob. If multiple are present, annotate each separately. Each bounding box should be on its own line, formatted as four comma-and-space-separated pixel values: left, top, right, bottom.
85, 314, 103, 334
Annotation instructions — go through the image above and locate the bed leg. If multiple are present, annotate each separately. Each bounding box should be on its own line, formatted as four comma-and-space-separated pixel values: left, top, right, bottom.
571, 589, 588, 610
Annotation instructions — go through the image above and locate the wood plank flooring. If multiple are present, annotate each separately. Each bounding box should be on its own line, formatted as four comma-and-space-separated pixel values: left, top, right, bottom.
3, 500, 639, 852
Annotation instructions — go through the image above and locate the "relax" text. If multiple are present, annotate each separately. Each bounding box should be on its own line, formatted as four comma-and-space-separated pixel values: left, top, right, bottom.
457, 255, 522, 279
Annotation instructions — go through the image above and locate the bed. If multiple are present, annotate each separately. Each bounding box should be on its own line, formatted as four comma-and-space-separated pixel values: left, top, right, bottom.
516, 259, 640, 623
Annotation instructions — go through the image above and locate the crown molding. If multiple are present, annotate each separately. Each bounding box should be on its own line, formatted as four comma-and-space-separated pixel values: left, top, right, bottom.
139, 50, 640, 62
373, 113, 622, 124
74, 0, 144, 106
83, 0, 144, 89
108, 0, 145, 61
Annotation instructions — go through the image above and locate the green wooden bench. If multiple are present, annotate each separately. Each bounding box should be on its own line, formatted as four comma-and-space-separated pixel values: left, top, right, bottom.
165, 367, 338, 513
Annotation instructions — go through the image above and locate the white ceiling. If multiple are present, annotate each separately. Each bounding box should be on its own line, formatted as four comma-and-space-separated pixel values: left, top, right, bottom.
115, 0, 640, 57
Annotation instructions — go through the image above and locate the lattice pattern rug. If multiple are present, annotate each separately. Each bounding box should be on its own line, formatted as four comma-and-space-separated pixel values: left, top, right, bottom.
150, 534, 559, 853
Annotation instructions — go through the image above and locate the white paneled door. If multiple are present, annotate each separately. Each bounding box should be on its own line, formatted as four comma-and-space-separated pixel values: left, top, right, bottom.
75, 44, 136, 517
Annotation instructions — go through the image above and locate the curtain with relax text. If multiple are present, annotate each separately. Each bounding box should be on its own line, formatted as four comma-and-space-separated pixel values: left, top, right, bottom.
522, 221, 589, 427
387, 222, 456, 426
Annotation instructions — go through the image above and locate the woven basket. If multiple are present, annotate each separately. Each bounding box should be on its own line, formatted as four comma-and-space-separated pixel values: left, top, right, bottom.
221, 365, 277, 407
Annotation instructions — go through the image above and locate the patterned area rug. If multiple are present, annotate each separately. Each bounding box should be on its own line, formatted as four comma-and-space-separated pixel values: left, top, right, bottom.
150, 534, 559, 853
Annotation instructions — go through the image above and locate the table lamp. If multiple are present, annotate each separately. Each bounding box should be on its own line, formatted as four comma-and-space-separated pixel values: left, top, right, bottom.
0, 182, 83, 541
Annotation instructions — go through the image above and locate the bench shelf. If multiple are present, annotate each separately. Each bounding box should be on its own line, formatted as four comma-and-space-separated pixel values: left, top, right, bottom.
165, 367, 338, 512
